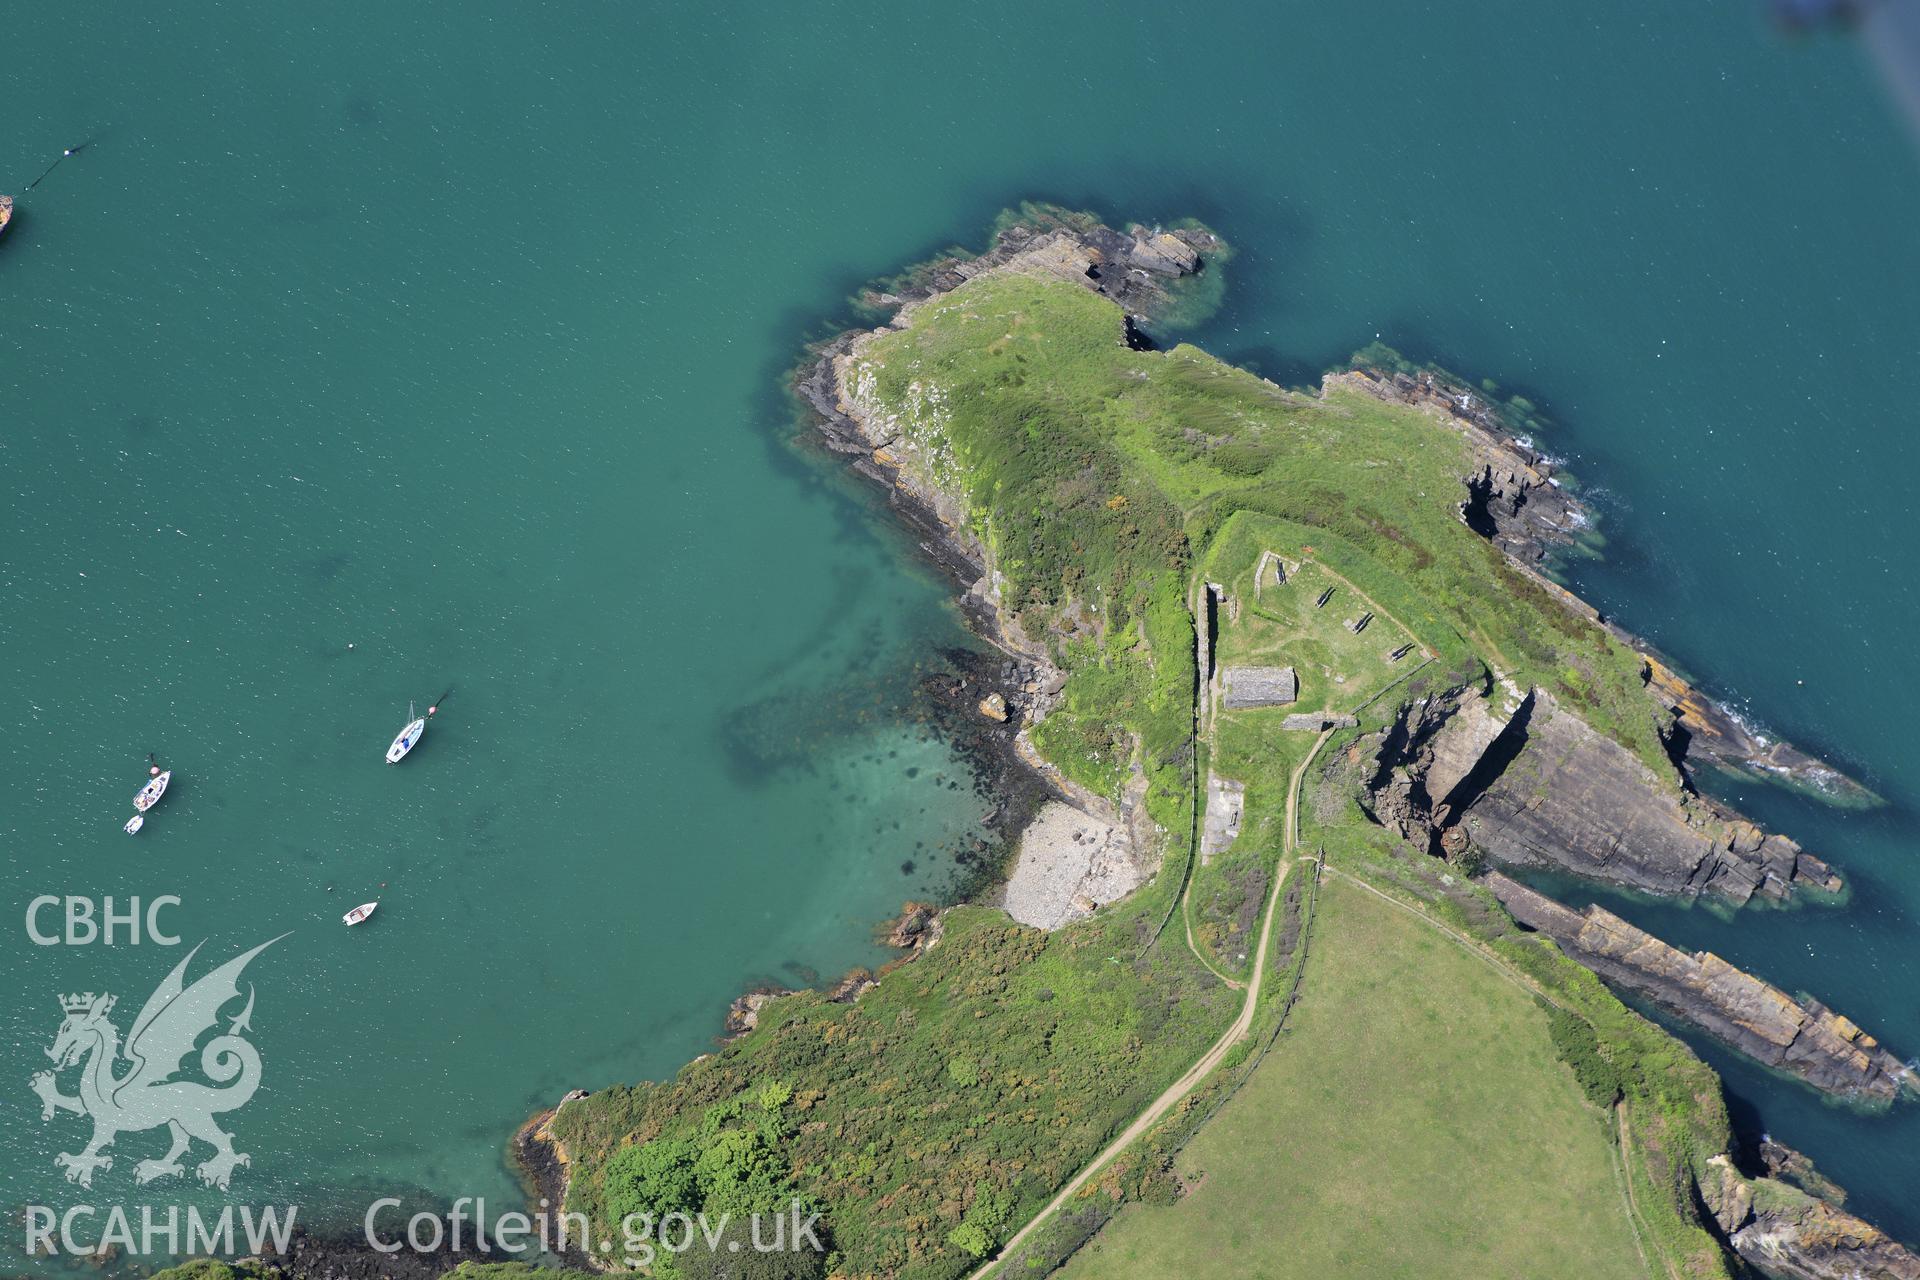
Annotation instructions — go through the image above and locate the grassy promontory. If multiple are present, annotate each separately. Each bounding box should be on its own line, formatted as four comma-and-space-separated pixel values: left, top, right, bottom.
542, 215, 1899, 1280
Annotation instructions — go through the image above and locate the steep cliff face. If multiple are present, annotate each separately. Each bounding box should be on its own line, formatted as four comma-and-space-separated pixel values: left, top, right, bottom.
1461, 691, 1840, 904
1327, 367, 1582, 568
1364, 685, 1841, 905
1698, 1154, 1920, 1280
1488, 874, 1911, 1102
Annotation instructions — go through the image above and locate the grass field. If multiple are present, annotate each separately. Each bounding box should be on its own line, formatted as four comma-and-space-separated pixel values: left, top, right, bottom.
1060, 876, 1653, 1280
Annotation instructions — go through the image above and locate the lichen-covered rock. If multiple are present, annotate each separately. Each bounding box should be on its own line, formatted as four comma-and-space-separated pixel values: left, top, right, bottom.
1702, 1154, 1920, 1280
1127, 228, 1200, 274
884, 901, 938, 949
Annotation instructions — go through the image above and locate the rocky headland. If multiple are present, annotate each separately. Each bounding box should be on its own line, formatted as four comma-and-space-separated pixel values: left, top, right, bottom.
793, 208, 1914, 1275
1700, 1151, 1920, 1280
506, 208, 1916, 1280
1342, 363, 1879, 809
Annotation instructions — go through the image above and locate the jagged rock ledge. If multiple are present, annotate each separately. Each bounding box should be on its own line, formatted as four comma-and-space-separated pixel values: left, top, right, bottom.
1700, 1151, 1920, 1280
1365, 683, 1841, 907
1488, 872, 1912, 1102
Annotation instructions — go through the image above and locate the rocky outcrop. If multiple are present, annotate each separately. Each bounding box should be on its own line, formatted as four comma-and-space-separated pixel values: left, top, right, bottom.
1758, 1137, 1850, 1207
1488, 874, 1912, 1102
1642, 654, 1877, 805
1464, 692, 1840, 904
723, 986, 794, 1038
850, 212, 1218, 331
809, 217, 1210, 532
883, 900, 939, 950
1367, 684, 1841, 905
1699, 1154, 1920, 1280
1329, 366, 1584, 568
725, 905, 940, 1042
1330, 364, 1877, 806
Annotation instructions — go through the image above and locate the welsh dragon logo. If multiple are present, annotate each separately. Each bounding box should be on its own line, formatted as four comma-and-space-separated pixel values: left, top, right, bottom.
30, 937, 283, 1190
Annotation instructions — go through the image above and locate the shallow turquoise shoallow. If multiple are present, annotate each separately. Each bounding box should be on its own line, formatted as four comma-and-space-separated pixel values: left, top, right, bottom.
2, 0, 1918, 1265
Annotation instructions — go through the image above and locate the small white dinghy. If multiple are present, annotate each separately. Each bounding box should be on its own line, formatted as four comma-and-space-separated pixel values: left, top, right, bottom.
343, 901, 378, 926
386, 705, 427, 764
124, 813, 145, 836
133, 770, 171, 812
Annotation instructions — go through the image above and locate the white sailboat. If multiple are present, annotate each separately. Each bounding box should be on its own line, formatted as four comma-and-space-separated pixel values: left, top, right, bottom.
386, 704, 427, 764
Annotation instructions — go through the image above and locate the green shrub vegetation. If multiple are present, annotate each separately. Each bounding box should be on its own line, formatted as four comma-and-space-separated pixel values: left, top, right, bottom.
145, 1264, 280, 1280
1548, 1004, 1627, 1107
553, 906, 1237, 1280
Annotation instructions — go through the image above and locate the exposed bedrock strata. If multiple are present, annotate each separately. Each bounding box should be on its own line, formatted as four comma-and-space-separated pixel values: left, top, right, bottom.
1699, 1152, 1920, 1280
1487, 873, 1912, 1102
1364, 684, 1840, 906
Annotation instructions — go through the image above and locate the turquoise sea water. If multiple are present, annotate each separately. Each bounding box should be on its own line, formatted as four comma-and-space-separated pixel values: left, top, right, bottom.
4, 0, 1919, 1266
